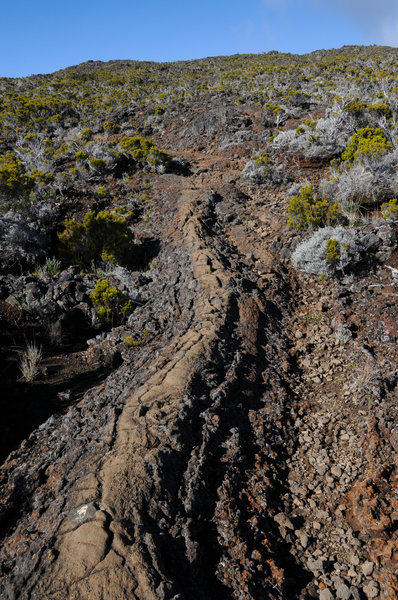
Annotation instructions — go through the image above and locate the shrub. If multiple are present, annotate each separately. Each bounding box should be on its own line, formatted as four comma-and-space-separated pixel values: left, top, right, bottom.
84, 142, 119, 171
123, 334, 143, 347
381, 198, 398, 220
90, 279, 133, 325
243, 152, 288, 187
79, 128, 93, 142
243, 158, 287, 187
89, 157, 107, 172
262, 103, 288, 126
254, 152, 270, 164
30, 169, 54, 185
0, 152, 35, 197
367, 103, 392, 120
292, 227, 358, 276
58, 207, 136, 270
0, 211, 49, 270
326, 149, 398, 206
119, 135, 172, 168
287, 184, 340, 230
341, 127, 392, 163
291, 224, 396, 277
343, 100, 367, 117
272, 102, 354, 161
96, 185, 108, 198
103, 121, 120, 134
54, 142, 71, 159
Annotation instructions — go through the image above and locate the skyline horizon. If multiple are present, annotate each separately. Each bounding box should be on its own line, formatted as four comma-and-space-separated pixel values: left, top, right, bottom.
5, 42, 398, 80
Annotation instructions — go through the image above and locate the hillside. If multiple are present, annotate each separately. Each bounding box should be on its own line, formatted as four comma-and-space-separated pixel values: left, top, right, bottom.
0, 46, 397, 599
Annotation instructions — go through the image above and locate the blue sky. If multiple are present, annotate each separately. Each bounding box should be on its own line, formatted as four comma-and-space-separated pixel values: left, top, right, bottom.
1, 0, 398, 78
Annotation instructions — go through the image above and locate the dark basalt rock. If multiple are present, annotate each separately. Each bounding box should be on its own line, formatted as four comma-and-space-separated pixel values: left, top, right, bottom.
49, 306, 92, 347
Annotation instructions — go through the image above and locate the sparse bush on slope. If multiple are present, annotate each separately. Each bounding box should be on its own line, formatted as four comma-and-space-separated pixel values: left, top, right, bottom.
0, 211, 49, 270
292, 227, 362, 276
324, 153, 398, 207
272, 101, 357, 161
242, 153, 288, 187
292, 224, 397, 277
324, 128, 398, 207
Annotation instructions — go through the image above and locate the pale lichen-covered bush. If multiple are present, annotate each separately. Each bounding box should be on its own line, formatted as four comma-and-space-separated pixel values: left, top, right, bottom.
15, 134, 54, 174
242, 158, 287, 186
292, 223, 397, 277
324, 150, 398, 206
272, 103, 355, 161
85, 142, 119, 170
28, 201, 58, 224
272, 100, 396, 164
0, 211, 49, 270
292, 227, 358, 276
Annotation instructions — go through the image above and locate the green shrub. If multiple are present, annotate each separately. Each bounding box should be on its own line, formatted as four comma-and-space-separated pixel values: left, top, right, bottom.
119, 135, 172, 168
54, 142, 70, 158
103, 120, 120, 134
90, 279, 133, 324
75, 150, 87, 161
381, 198, 398, 220
30, 168, 54, 185
58, 207, 135, 270
304, 119, 317, 130
341, 127, 392, 163
367, 103, 392, 120
0, 152, 35, 196
123, 334, 142, 346
254, 152, 270, 164
89, 157, 107, 172
343, 100, 367, 116
287, 184, 340, 230
96, 185, 108, 198
24, 132, 37, 141
80, 128, 93, 142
